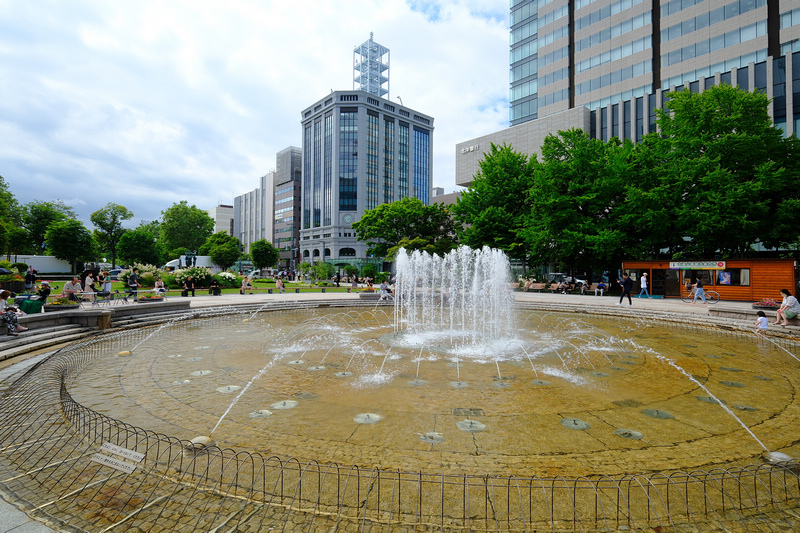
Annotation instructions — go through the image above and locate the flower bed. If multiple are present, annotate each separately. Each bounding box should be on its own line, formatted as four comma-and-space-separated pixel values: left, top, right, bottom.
752, 298, 779, 310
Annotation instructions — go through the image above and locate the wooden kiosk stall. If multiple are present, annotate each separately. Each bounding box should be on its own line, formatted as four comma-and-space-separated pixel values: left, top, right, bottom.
621, 259, 797, 302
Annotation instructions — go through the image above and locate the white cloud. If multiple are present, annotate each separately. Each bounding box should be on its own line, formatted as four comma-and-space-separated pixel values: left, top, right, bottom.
0, 0, 509, 226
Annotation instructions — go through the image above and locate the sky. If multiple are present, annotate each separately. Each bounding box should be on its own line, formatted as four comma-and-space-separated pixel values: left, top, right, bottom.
0, 0, 509, 228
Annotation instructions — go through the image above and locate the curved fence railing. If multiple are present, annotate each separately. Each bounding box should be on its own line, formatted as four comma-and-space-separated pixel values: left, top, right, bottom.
0, 306, 798, 531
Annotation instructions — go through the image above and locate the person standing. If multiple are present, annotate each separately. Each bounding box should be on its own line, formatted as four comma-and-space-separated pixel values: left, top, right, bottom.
24, 267, 36, 293
84, 272, 95, 292
638, 273, 650, 298
691, 276, 706, 304
617, 273, 633, 306
774, 289, 800, 326
128, 268, 140, 300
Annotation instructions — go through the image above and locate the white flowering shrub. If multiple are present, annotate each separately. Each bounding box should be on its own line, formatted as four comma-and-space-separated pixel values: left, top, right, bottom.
173, 267, 213, 287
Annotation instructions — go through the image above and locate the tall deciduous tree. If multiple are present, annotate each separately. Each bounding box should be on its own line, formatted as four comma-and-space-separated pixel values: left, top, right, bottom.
250, 239, 280, 271
117, 228, 161, 266
24, 200, 76, 254
647, 84, 785, 257
352, 197, 459, 258
200, 232, 241, 271
91, 203, 133, 268
45, 219, 94, 273
159, 201, 214, 259
523, 130, 633, 272
0, 176, 23, 257
452, 143, 535, 265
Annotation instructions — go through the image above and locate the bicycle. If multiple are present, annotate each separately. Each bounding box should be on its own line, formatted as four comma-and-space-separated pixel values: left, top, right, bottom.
680, 289, 720, 304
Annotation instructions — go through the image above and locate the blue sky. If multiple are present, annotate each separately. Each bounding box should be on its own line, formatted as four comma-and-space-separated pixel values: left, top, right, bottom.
0, 0, 509, 226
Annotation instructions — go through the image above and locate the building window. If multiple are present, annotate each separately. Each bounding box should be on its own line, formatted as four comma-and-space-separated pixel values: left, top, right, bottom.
303, 124, 312, 229
324, 114, 333, 226
384, 118, 395, 203
340, 247, 356, 257
366, 110, 379, 210
413, 127, 430, 205
339, 108, 358, 211
717, 268, 750, 286
399, 121, 410, 199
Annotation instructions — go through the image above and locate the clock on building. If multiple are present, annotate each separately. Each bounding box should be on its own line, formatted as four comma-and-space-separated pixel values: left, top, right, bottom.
343, 214, 353, 224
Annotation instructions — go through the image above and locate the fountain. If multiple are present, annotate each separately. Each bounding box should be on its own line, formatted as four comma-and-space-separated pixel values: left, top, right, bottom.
1, 246, 800, 531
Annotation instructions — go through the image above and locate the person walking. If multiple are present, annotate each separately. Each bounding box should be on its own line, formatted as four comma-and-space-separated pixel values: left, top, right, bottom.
617, 273, 633, 306
24, 267, 36, 293
638, 273, 650, 298
691, 276, 706, 304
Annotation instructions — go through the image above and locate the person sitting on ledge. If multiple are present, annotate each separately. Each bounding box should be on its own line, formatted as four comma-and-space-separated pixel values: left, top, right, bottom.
208, 279, 221, 296
2, 306, 28, 336
33, 281, 51, 303
240, 276, 253, 295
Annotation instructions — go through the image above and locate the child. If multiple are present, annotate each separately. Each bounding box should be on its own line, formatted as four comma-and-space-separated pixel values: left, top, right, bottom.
755, 310, 768, 335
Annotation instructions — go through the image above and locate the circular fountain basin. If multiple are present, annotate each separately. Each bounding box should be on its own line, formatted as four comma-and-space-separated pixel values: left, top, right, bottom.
69, 308, 800, 478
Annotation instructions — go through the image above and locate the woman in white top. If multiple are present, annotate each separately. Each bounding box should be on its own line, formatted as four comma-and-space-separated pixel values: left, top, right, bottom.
775, 289, 800, 326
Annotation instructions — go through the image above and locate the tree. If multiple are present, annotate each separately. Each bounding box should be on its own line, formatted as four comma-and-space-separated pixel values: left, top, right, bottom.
635, 84, 798, 257
117, 228, 161, 266
90, 203, 133, 268
352, 197, 459, 258
452, 143, 536, 265
250, 240, 280, 271
45, 219, 94, 273
199, 232, 242, 271
159, 201, 214, 258
313, 261, 334, 281
24, 200, 76, 254
522, 130, 633, 273
0, 176, 23, 257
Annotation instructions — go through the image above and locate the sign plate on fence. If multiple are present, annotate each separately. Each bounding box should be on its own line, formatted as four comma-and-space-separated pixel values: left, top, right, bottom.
101, 442, 144, 463
91, 453, 137, 474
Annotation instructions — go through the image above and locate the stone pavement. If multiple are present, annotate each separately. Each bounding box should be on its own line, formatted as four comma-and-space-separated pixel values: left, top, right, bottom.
0, 289, 784, 532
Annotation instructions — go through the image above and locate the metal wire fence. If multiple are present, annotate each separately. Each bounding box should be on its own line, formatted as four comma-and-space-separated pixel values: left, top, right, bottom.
0, 307, 798, 531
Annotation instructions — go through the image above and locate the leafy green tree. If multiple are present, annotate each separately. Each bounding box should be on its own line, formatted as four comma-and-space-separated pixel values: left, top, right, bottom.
297, 261, 313, 280
343, 264, 359, 278
199, 232, 241, 271
45, 219, 94, 273
117, 229, 161, 266
452, 143, 536, 265
632, 84, 799, 257
352, 197, 459, 258
522, 130, 633, 273
159, 201, 214, 258
313, 261, 334, 282
24, 200, 76, 254
0, 176, 24, 257
250, 239, 280, 271
90, 203, 133, 268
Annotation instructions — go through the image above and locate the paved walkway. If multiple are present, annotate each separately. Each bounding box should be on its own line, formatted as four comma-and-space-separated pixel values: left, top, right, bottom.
0, 289, 782, 532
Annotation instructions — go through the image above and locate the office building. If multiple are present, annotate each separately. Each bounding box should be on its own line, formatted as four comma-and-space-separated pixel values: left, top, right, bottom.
273, 146, 302, 270
299, 35, 434, 266
233, 173, 274, 254
459, 0, 800, 185
207, 204, 234, 235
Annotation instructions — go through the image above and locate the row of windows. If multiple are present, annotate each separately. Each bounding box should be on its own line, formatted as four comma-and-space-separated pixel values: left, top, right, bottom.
661, 0, 765, 44
540, 45, 568, 68
540, 66, 569, 88
510, 97, 538, 123
276, 185, 297, 196
511, 0, 537, 26
782, 7, 800, 29
783, 40, 800, 55
576, 0, 646, 31
540, 24, 570, 49
511, 36, 539, 64
576, 35, 651, 74
540, 87, 569, 107
511, 77, 539, 102
576, 60, 652, 95
660, 48, 766, 89
661, 20, 766, 68
413, 128, 430, 205
576, 11, 651, 52
511, 57, 538, 83
582, 83, 651, 113
275, 196, 294, 205
660, 0, 704, 18
275, 206, 293, 216
511, 4, 568, 45
576, 0, 601, 10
